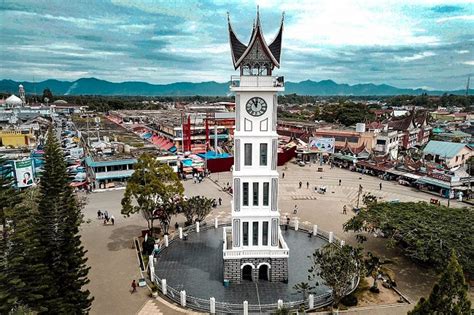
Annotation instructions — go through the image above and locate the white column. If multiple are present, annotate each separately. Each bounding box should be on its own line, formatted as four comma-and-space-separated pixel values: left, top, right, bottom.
214, 218, 218, 228
180, 290, 186, 307
243, 301, 248, 315
277, 299, 283, 309
179, 227, 183, 239
164, 235, 169, 247
210, 297, 216, 314
196, 221, 200, 233
294, 219, 299, 231
161, 279, 167, 295
329, 231, 334, 243
309, 294, 314, 309
149, 255, 155, 281
313, 225, 318, 236
340, 240, 345, 246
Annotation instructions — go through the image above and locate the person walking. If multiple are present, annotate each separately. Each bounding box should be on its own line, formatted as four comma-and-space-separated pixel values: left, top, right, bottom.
343, 205, 347, 214
282, 172, 285, 179
379, 182, 382, 190
131, 280, 137, 293
293, 205, 298, 214
299, 181, 302, 189
218, 197, 222, 206
338, 179, 341, 186
285, 216, 290, 230
97, 210, 102, 219
110, 215, 115, 225
306, 181, 309, 189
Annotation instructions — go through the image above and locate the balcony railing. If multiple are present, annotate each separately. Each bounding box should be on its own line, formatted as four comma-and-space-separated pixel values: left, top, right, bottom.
230, 75, 284, 88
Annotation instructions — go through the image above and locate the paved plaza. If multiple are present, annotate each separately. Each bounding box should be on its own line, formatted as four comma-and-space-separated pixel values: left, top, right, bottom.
155, 227, 330, 305
80, 162, 468, 314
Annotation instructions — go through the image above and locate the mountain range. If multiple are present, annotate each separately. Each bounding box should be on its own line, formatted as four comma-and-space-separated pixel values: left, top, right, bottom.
0, 78, 470, 96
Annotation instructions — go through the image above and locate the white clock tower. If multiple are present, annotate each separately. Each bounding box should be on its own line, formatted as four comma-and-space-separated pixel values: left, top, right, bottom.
223, 9, 289, 283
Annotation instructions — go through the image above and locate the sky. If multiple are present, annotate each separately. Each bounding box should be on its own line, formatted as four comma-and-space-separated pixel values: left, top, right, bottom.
0, 0, 473, 90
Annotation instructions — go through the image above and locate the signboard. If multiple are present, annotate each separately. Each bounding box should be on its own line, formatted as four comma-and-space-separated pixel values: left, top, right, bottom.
14, 159, 34, 188
70, 147, 84, 159
308, 137, 335, 153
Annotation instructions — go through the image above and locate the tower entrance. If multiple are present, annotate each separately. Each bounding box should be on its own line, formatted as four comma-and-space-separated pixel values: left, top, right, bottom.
258, 265, 269, 281
242, 265, 253, 281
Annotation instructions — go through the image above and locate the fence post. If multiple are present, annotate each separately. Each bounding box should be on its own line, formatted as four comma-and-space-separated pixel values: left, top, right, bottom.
179, 227, 183, 239
210, 297, 216, 314
196, 221, 200, 233
161, 279, 167, 295
309, 294, 314, 309
180, 290, 186, 307
329, 231, 334, 243
214, 218, 218, 228
277, 299, 283, 309
164, 235, 169, 247
340, 240, 345, 246
149, 255, 154, 280
294, 219, 299, 231
313, 224, 318, 236
243, 301, 248, 315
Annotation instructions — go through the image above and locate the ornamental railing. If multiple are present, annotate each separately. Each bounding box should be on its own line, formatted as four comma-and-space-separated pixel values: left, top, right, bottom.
150, 216, 360, 314
230, 75, 284, 88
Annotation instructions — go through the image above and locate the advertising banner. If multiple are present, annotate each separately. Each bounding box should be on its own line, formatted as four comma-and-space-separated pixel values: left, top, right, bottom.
70, 147, 84, 159
15, 159, 34, 188
308, 137, 335, 153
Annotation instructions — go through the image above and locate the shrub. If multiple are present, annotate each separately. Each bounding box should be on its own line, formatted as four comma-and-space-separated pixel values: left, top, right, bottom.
341, 294, 358, 307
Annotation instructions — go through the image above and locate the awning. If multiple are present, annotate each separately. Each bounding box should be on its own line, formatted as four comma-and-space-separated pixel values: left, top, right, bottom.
386, 168, 405, 176
416, 177, 455, 189
402, 173, 421, 180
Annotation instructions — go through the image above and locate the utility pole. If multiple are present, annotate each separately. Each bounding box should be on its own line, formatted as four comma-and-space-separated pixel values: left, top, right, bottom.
466, 75, 470, 97
356, 184, 363, 209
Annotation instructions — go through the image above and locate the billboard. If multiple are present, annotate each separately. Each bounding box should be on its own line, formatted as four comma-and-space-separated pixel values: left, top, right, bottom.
15, 159, 34, 188
308, 137, 335, 153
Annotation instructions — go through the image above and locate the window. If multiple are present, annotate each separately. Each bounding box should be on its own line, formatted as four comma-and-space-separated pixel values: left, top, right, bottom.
263, 182, 269, 206
260, 143, 268, 166
253, 182, 259, 206
243, 222, 249, 246
253, 222, 259, 246
244, 143, 252, 166
262, 221, 268, 246
376, 139, 386, 145
243, 182, 249, 206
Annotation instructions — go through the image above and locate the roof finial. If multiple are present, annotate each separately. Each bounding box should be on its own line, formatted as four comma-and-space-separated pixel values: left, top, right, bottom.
256, 5, 260, 26
227, 11, 230, 22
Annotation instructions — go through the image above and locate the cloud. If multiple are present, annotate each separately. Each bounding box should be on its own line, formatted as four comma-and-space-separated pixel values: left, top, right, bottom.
396, 51, 436, 62
1, 0, 473, 90
464, 61, 474, 66
436, 15, 474, 23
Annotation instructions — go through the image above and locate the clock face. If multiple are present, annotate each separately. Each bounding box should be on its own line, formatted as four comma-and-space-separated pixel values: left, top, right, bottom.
246, 97, 267, 117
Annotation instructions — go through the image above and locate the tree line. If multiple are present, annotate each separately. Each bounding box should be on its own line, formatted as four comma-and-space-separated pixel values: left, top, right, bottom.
1, 128, 92, 314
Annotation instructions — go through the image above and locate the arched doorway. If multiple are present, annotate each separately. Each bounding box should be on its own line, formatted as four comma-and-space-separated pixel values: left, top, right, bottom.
258, 265, 269, 281
242, 265, 253, 281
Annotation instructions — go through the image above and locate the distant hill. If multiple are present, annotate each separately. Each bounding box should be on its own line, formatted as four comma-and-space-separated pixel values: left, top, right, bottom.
0, 78, 470, 96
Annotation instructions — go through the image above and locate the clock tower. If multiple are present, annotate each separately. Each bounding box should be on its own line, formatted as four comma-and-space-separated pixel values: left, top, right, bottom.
223, 9, 289, 283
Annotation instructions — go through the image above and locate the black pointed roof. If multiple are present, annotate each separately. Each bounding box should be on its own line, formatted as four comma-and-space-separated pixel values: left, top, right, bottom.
228, 10, 284, 70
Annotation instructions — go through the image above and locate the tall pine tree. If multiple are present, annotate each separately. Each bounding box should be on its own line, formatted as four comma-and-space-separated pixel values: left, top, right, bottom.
409, 250, 471, 315
34, 127, 93, 313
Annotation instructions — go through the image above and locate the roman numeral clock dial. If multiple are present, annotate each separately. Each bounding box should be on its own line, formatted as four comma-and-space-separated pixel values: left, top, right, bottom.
246, 97, 267, 117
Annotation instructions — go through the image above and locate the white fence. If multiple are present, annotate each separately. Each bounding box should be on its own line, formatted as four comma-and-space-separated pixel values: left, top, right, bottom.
150, 217, 360, 313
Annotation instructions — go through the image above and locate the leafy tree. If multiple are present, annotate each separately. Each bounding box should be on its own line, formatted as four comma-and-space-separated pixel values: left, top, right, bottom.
362, 193, 378, 207
42, 88, 53, 103
34, 127, 93, 313
308, 244, 363, 309
121, 153, 184, 235
181, 195, 214, 226
344, 202, 474, 275
408, 250, 471, 315
293, 282, 315, 299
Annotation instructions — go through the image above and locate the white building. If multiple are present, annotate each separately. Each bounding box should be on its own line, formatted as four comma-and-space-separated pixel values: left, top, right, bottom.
223, 10, 289, 283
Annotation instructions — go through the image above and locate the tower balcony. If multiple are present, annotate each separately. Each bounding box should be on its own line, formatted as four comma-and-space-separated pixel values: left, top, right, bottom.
230, 75, 284, 92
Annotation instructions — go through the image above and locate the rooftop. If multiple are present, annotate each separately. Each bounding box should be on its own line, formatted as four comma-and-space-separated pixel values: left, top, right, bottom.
423, 140, 471, 158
